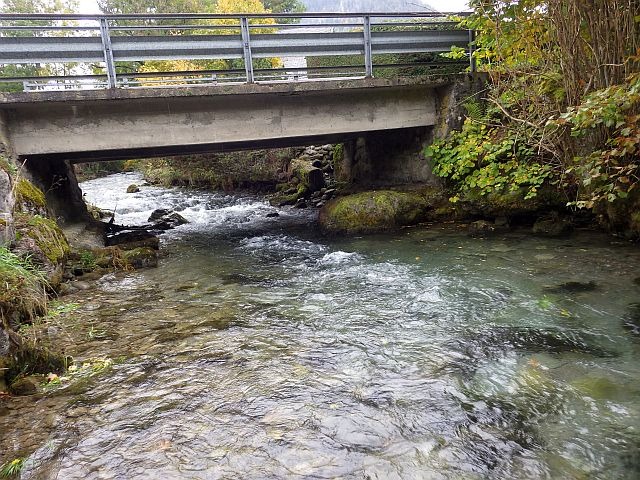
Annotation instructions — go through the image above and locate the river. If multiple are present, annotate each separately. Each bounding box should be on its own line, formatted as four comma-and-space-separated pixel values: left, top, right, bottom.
1, 172, 640, 479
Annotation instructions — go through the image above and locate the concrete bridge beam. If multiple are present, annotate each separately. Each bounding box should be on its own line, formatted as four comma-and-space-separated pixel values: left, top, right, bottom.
0, 77, 454, 162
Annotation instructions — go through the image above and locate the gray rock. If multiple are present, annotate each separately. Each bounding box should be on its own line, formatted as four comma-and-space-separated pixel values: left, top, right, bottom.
468, 220, 496, 234
148, 209, 172, 222
533, 214, 572, 237
148, 210, 189, 230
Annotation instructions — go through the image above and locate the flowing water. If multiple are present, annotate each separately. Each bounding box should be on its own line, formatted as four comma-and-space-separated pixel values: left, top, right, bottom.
2, 172, 640, 479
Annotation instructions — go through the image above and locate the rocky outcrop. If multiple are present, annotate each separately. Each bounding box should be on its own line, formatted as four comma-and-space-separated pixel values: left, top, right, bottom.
319, 190, 433, 234
0, 152, 71, 392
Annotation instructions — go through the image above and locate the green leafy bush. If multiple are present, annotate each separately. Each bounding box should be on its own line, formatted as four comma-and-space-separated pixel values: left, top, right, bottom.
553, 70, 640, 208
426, 117, 551, 202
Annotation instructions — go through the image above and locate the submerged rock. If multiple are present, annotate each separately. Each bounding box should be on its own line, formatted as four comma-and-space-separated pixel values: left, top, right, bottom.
319, 190, 430, 234
467, 220, 494, 234
571, 376, 624, 400
442, 326, 615, 378
623, 303, 640, 337
543, 281, 598, 294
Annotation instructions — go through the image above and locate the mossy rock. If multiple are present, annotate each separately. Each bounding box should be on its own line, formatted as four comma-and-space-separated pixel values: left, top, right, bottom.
9, 375, 42, 395
14, 178, 46, 213
126, 184, 140, 194
319, 190, 431, 234
454, 188, 565, 221
24, 215, 70, 265
6, 345, 69, 386
289, 158, 324, 192
122, 247, 158, 269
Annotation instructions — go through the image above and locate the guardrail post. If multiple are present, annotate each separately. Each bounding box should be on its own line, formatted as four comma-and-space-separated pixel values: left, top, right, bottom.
99, 18, 117, 88
469, 29, 477, 73
363, 15, 373, 78
240, 17, 255, 83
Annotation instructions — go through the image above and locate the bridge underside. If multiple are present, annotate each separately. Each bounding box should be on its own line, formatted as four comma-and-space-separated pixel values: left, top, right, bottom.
0, 77, 452, 163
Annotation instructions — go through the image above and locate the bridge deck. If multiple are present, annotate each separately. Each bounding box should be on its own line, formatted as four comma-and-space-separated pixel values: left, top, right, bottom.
0, 76, 461, 161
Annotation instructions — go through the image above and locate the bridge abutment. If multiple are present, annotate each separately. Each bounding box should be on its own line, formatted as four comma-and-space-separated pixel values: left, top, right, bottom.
337, 127, 440, 187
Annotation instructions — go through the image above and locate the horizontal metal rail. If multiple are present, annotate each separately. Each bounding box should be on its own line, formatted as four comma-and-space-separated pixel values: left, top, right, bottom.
0, 12, 472, 20
0, 12, 475, 90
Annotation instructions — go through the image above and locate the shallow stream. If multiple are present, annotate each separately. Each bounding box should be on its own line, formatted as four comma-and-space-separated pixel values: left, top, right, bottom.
2, 172, 640, 479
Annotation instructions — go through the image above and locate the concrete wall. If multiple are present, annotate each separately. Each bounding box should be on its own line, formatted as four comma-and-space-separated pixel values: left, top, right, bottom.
0, 77, 453, 162
338, 127, 440, 186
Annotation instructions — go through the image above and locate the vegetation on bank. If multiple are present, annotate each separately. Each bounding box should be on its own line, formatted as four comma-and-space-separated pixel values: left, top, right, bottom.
0, 246, 47, 322
427, 0, 639, 236
136, 149, 295, 190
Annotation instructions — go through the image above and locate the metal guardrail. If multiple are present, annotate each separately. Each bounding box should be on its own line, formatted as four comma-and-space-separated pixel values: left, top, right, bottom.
0, 12, 474, 90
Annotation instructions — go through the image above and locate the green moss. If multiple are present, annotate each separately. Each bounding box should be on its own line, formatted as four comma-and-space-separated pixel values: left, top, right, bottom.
15, 178, 46, 209
25, 215, 70, 264
0, 155, 16, 175
319, 190, 431, 234
332, 143, 344, 165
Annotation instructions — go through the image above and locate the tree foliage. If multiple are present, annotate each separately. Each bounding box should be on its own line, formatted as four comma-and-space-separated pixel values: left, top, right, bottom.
262, 0, 304, 13
0, 0, 79, 91
429, 0, 640, 210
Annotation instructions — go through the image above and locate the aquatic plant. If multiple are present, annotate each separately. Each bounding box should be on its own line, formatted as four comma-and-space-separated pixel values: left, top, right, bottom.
0, 458, 24, 478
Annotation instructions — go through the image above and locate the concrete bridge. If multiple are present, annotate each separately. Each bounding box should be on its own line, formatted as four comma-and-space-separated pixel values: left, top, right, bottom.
0, 75, 466, 162
0, 12, 474, 161
0, 12, 480, 221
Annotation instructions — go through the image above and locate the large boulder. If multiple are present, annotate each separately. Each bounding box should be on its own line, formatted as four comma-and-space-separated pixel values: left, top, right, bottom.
319, 190, 431, 234
148, 209, 189, 230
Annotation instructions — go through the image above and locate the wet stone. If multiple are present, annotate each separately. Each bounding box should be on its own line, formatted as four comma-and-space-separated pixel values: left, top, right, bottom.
543, 281, 598, 294
623, 303, 640, 337
10, 376, 42, 396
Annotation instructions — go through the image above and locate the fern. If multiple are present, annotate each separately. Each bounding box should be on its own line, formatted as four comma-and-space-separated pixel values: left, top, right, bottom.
463, 100, 486, 121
